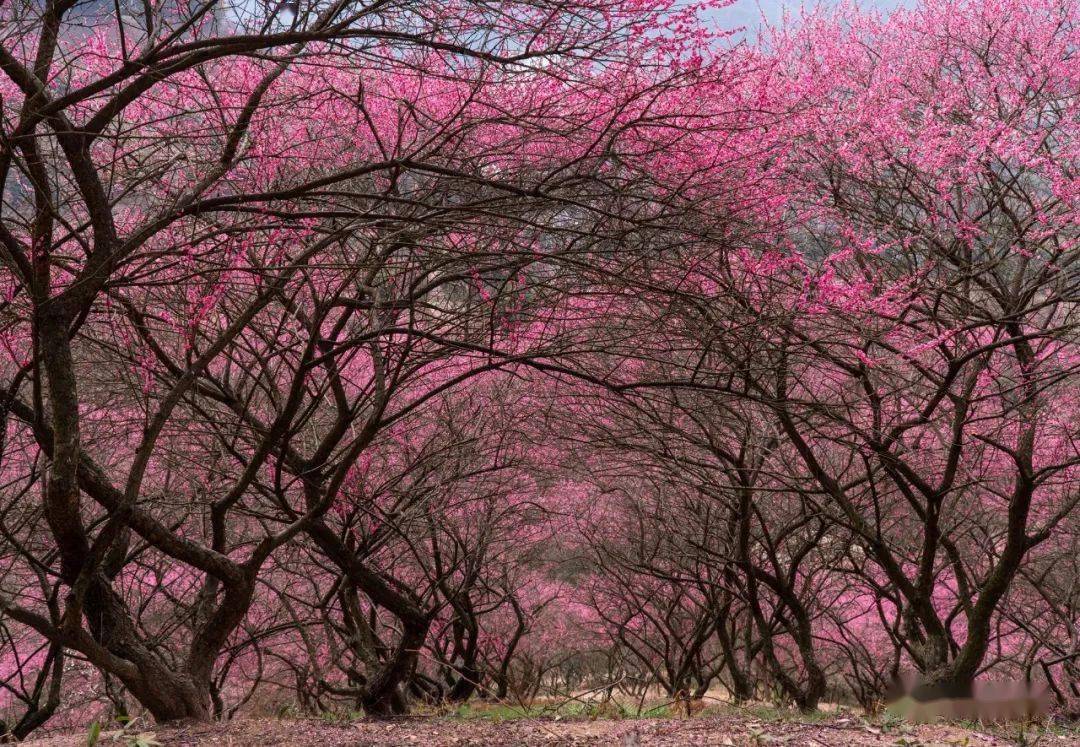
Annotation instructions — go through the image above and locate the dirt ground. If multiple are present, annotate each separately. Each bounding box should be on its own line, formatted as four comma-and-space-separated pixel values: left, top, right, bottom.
23, 712, 1080, 747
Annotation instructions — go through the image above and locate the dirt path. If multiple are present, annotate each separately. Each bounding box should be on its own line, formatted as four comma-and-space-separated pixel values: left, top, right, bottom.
24, 713, 1078, 747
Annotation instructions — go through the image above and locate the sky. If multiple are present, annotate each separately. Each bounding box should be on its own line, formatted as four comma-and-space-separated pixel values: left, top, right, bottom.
708, 0, 912, 39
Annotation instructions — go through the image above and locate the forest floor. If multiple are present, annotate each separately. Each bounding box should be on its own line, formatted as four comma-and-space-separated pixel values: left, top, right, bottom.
24, 703, 1080, 747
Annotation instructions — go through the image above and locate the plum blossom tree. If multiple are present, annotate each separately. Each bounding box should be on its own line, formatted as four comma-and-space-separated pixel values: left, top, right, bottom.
0, 0, 726, 725
551, 0, 1080, 709
757, 0, 1080, 697
0, 0, 1077, 733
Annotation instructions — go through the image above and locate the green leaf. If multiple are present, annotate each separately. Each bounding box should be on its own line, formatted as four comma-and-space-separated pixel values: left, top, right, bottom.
86, 721, 102, 747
